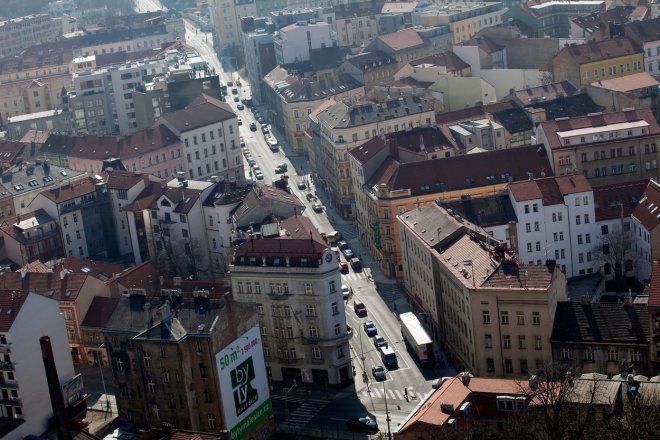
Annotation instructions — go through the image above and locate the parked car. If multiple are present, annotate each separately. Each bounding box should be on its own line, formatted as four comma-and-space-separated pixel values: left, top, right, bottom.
342, 284, 351, 299
363, 320, 377, 337
373, 335, 388, 349
242, 147, 249, 156
274, 164, 286, 174
240, 137, 245, 147
249, 122, 257, 131
339, 261, 349, 273
237, 117, 242, 126
227, 80, 234, 86
353, 300, 367, 316
231, 87, 238, 95
70, 416, 90, 430
277, 162, 287, 172
254, 170, 264, 180
342, 248, 354, 259
337, 240, 349, 251
261, 123, 269, 134
347, 417, 378, 432
372, 365, 387, 381
327, 230, 341, 243
331, 246, 340, 256
312, 203, 323, 213
237, 103, 244, 110
233, 95, 240, 102
350, 257, 362, 270
297, 180, 306, 189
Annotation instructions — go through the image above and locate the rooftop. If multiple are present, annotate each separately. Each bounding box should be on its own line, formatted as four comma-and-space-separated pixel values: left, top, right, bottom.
203, 179, 253, 207
0, 140, 24, 163
39, 175, 102, 204
344, 50, 396, 70
509, 174, 592, 205
377, 28, 427, 52
80, 296, 120, 328
551, 301, 649, 344
593, 179, 647, 222
526, 93, 604, 120
0, 270, 89, 302
624, 16, 660, 44
442, 194, 518, 228
648, 262, 660, 308
460, 35, 504, 54
0, 290, 30, 332
631, 179, 660, 232
317, 96, 433, 129
50, 257, 125, 282
409, 50, 470, 72
571, 6, 634, 34
232, 183, 305, 227
0, 162, 84, 198
0, 74, 71, 100
0, 209, 56, 244
587, 72, 660, 93
514, 81, 577, 104
266, 67, 363, 103
160, 93, 236, 133
557, 37, 641, 65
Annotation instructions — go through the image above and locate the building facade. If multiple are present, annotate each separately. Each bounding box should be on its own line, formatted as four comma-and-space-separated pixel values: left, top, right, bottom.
0, 14, 63, 60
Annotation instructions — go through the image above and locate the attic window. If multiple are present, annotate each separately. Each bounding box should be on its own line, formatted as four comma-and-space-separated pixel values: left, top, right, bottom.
160, 199, 171, 207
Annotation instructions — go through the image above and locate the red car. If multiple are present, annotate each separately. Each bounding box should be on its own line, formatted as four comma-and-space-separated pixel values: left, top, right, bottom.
339, 261, 349, 273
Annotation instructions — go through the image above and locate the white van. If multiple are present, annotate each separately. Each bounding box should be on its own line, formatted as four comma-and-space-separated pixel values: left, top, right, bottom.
327, 230, 341, 243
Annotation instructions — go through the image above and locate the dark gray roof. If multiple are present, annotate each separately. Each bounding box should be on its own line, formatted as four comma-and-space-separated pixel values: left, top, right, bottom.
318, 96, 433, 129
0, 163, 84, 197
160, 94, 236, 133
551, 302, 649, 344
442, 194, 518, 228
492, 107, 533, 134
345, 50, 396, 69
80, 24, 169, 47
625, 17, 660, 44
272, 72, 363, 103
528, 93, 604, 120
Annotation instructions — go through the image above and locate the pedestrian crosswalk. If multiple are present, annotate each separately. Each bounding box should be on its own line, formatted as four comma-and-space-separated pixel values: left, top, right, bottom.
360, 386, 431, 402
341, 271, 369, 282
273, 396, 328, 432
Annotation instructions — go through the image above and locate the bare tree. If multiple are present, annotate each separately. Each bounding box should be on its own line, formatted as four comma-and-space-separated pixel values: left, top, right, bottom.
153, 222, 207, 279
592, 227, 640, 291
606, 380, 660, 440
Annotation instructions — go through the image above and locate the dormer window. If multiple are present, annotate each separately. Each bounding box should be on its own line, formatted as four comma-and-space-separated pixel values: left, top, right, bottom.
565, 138, 570, 145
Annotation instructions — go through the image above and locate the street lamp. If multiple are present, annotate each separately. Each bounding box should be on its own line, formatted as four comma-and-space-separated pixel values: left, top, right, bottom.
383, 379, 392, 440
98, 343, 111, 415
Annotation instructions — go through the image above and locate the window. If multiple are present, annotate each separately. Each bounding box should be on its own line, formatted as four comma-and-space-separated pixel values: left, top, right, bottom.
331, 302, 339, 315
148, 380, 156, 393
144, 352, 151, 367
527, 243, 532, 252
486, 358, 495, 372
208, 414, 216, 429
576, 215, 581, 225
516, 312, 524, 325
306, 305, 316, 317
304, 283, 313, 295
524, 205, 530, 214
525, 223, 531, 233
334, 323, 341, 336
532, 203, 538, 212
520, 359, 528, 375
585, 347, 594, 361
552, 213, 557, 222
584, 214, 590, 224
534, 221, 539, 232
534, 336, 542, 350
607, 347, 618, 362
505, 359, 513, 374
503, 335, 511, 349
501, 311, 509, 325
312, 346, 322, 359
532, 312, 540, 326
518, 336, 526, 350
483, 311, 491, 325
577, 235, 583, 244
309, 326, 319, 338
575, 197, 581, 206
602, 225, 609, 235
337, 346, 345, 358
329, 280, 336, 293
535, 242, 541, 252
485, 334, 493, 348
160, 347, 166, 358
560, 348, 572, 359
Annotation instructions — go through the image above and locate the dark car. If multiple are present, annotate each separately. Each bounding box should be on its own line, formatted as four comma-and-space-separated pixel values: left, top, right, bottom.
337, 240, 349, 251
249, 122, 257, 131
363, 320, 377, 337
342, 248, 354, 259
372, 365, 386, 381
373, 335, 387, 349
297, 180, 306, 189
312, 203, 323, 213
347, 417, 378, 432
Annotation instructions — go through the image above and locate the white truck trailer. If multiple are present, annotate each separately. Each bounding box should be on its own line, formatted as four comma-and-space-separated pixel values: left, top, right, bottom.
400, 312, 434, 363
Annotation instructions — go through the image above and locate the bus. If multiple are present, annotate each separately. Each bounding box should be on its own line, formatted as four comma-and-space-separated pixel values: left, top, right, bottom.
400, 312, 433, 363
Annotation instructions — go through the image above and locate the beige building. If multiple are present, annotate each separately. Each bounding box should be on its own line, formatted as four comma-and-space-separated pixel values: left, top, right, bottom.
416, 2, 506, 43
399, 204, 568, 376
0, 74, 71, 130
263, 66, 365, 154
334, 0, 382, 48
348, 142, 553, 278
0, 14, 63, 60
535, 108, 660, 186
311, 95, 435, 218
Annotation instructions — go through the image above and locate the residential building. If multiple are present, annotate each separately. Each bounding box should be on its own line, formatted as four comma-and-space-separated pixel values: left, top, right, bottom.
0, 267, 112, 364
631, 179, 660, 282
7, 109, 72, 140
551, 298, 650, 376
40, 125, 184, 179
570, 6, 634, 39
80, 296, 120, 367
648, 261, 660, 374
77, 23, 179, 58
0, 74, 71, 131
0, 209, 63, 265
240, 19, 277, 105
230, 182, 305, 230
552, 37, 644, 89
508, 174, 597, 278
0, 38, 77, 84
338, 51, 399, 89
398, 207, 567, 376
124, 177, 216, 279
394, 373, 531, 439
504, 0, 604, 38
0, 291, 76, 439
159, 94, 244, 181
586, 73, 660, 122
459, 35, 507, 69
0, 140, 25, 169
0, 14, 63, 60
334, 0, 383, 48
534, 108, 660, 186
29, 175, 117, 259
230, 214, 352, 385
311, 96, 435, 218
506, 81, 578, 108
365, 27, 451, 69
414, 2, 506, 43
349, 142, 552, 278
262, 66, 365, 153
0, 162, 85, 221
395, 50, 472, 81
273, 20, 338, 66
104, 265, 273, 437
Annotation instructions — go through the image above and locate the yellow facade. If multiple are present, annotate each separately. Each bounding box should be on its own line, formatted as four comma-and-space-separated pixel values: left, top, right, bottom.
579, 54, 645, 86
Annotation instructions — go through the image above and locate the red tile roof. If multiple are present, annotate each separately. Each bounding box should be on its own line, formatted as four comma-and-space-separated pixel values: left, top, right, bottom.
509, 174, 592, 205
0, 140, 24, 163
104, 169, 149, 190
588, 72, 660, 93
410, 51, 470, 72
0, 271, 88, 302
0, 290, 30, 332
632, 179, 660, 231
593, 179, 648, 222
160, 93, 236, 133
80, 296, 119, 328
39, 176, 99, 204
52, 257, 125, 281
538, 108, 660, 151
349, 136, 388, 166
513, 81, 577, 104
378, 28, 426, 52
557, 37, 641, 65
648, 262, 660, 308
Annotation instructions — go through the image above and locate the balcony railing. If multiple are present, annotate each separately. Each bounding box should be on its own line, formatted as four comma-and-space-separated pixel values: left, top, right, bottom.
276, 357, 302, 365
0, 361, 15, 371
0, 397, 20, 405
0, 344, 10, 354
267, 291, 291, 300
24, 229, 59, 244
0, 377, 18, 388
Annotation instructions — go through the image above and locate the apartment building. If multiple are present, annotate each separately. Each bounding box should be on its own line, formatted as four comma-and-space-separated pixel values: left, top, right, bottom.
104, 265, 273, 438
366, 27, 451, 68
77, 24, 179, 58
504, 0, 604, 38
348, 141, 552, 279
396, 50, 472, 81
552, 37, 644, 89
334, 0, 383, 48
0, 14, 63, 60
311, 96, 435, 218
508, 174, 598, 278
398, 208, 567, 376
273, 20, 338, 66
0, 38, 77, 84
124, 177, 216, 279
263, 66, 365, 153
414, 2, 506, 43
648, 262, 660, 375
0, 292, 75, 439
631, 179, 660, 282
229, 214, 352, 385
0, 209, 63, 265
159, 94, 244, 181
41, 125, 184, 179
535, 108, 660, 186
338, 51, 399, 89
586, 73, 660, 122
241, 19, 277, 105
551, 299, 650, 376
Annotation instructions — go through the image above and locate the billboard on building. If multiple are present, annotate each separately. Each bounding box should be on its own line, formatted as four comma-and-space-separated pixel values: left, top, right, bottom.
216, 325, 272, 440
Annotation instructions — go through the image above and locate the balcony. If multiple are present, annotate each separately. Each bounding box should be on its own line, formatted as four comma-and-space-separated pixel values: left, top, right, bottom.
267, 291, 291, 300
0, 397, 20, 405
0, 344, 10, 354
276, 357, 302, 365
0, 361, 14, 371
0, 377, 18, 389
24, 229, 58, 244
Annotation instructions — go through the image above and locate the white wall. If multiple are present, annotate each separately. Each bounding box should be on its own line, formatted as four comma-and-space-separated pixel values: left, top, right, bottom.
478, 69, 548, 101
431, 76, 496, 110
180, 119, 243, 181
276, 23, 336, 65
7, 293, 75, 439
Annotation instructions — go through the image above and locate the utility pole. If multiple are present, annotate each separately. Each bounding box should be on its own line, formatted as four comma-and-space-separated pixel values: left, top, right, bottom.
383, 380, 392, 440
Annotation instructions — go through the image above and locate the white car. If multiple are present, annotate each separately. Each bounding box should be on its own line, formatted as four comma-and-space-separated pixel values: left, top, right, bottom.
342, 285, 351, 299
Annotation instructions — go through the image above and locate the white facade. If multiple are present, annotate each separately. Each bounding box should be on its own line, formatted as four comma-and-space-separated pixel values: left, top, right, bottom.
179, 122, 244, 181
273, 21, 337, 65
203, 200, 241, 278
643, 40, 660, 74
107, 177, 152, 257
509, 186, 599, 278
1, 293, 75, 439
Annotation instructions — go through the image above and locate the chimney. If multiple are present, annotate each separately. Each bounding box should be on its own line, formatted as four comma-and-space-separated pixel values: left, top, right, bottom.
40, 336, 72, 440
20, 265, 28, 279
623, 292, 632, 306
60, 268, 68, 280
